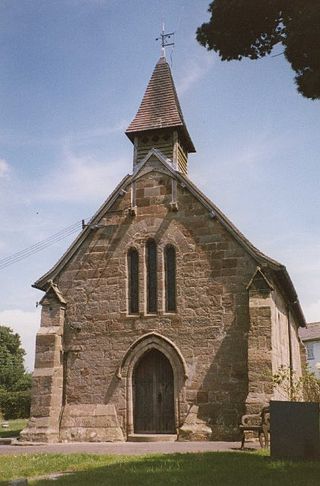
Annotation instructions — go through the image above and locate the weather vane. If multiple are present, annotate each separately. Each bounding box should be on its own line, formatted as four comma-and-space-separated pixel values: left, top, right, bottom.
156, 23, 175, 58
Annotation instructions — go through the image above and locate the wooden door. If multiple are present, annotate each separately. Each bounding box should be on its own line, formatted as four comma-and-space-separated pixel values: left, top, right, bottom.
133, 349, 175, 433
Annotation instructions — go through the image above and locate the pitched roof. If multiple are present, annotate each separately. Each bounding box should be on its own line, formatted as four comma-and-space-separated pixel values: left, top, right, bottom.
39, 280, 66, 305
246, 267, 274, 292
299, 322, 320, 341
33, 149, 306, 328
126, 57, 195, 153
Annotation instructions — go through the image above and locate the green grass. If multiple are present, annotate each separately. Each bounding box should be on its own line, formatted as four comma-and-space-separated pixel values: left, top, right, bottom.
0, 418, 27, 438
0, 450, 319, 485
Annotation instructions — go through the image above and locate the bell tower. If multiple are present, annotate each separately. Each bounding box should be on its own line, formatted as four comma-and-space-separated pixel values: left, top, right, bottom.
125, 56, 195, 174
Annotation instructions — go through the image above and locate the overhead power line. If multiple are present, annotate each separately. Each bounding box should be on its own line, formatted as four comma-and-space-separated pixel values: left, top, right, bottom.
0, 220, 84, 271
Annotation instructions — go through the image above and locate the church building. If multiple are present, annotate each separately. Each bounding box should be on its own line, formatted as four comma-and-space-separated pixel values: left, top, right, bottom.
21, 55, 306, 443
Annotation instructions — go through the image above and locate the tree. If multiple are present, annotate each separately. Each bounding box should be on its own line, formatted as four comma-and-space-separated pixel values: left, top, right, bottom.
0, 326, 32, 419
196, 0, 320, 100
0, 326, 28, 391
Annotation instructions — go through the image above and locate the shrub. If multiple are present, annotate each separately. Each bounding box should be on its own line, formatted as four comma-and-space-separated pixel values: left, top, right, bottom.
0, 389, 31, 419
273, 365, 320, 402
301, 368, 320, 402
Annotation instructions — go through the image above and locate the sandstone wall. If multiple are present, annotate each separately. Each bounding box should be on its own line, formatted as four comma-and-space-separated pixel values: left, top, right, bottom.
272, 289, 304, 400
20, 291, 65, 442
55, 157, 258, 440
246, 268, 305, 412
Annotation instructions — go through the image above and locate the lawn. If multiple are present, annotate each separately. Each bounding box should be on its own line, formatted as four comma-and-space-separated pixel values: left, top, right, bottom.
0, 419, 27, 439
0, 451, 319, 485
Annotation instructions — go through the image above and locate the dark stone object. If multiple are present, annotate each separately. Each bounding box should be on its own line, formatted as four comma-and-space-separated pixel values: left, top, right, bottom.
270, 401, 320, 460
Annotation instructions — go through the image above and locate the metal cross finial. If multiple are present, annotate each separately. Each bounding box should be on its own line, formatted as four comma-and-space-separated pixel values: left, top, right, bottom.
156, 24, 174, 58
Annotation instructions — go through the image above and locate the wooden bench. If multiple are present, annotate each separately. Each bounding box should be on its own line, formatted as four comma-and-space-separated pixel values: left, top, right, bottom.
239, 406, 270, 449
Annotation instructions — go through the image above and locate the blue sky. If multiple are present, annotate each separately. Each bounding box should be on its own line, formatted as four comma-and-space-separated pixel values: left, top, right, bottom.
0, 0, 319, 370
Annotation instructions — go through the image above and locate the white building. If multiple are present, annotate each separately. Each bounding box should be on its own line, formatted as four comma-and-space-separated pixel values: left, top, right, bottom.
299, 322, 320, 378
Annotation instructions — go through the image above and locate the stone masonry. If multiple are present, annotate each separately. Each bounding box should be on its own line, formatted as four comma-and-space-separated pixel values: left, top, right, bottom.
21, 56, 306, 443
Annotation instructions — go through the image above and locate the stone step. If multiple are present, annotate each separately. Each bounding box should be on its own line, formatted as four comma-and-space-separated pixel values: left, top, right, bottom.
127, 434, 177, 442
0, 437, 14, 445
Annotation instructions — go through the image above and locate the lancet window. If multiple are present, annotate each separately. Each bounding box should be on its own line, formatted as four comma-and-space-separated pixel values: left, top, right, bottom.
128, 248, 139, 314
164, 245, 176, 312
146, 239, 157, 313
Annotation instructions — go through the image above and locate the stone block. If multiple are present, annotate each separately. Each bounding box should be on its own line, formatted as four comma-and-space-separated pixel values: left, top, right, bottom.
60, 404, 124, 442
196, 391, 208, 404
178, 405, 212, 441
20, 416, 60, 443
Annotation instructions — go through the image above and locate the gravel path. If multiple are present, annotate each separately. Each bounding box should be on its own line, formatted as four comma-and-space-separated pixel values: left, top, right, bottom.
0, 440, 259, 456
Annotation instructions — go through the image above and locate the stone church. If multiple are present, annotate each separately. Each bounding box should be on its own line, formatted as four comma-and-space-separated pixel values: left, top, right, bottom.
21, 55, 306, 443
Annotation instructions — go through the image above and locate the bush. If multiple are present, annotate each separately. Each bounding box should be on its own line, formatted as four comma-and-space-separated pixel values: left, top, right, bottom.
273, 365, 320, 402
0, 326, 32, 419
0, 389, 31, 419
11, 372, 32, 392
0, 326, 26, 391
302, 368, 320, 402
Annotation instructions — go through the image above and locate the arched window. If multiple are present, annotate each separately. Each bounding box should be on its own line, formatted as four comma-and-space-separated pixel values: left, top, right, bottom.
146, 239, 157, 313
128, 248, 139, 314
165, 245, 176, 312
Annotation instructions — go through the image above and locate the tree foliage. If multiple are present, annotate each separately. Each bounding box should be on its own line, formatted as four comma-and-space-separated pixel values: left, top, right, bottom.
0, 390, 31, 419
0, 326, 28, 391
197, 0, 320, 99
0, 326, 32, 419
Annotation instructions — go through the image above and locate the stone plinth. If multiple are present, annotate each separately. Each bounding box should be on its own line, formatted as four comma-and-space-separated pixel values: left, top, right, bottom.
178, 405, 212, 441
60, 404, 124, 442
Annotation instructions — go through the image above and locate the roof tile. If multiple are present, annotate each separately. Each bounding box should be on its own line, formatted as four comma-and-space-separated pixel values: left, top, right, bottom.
126, 57, 195, 152
299, 322, 320, 341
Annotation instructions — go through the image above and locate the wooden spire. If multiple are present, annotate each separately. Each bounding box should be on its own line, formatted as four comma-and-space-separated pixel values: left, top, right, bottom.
126, 57, 195, 173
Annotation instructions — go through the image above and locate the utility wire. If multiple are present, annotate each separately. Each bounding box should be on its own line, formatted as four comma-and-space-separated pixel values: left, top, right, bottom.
175, 3, 185, 33
0, 227, 79, 270
0, 229, 80, 270
169, 3, 185, 69
0, 220, 84, 271
271, 51, 285, 58
0, 226, 81, 270
0, 222, 81, 264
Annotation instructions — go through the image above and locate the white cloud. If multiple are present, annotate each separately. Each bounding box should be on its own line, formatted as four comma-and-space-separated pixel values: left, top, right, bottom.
37, 149, 130, 203
0, 158, 10, 178
192, 131, 277, 191
0, 308, 40, 371
176, 55, 215, 96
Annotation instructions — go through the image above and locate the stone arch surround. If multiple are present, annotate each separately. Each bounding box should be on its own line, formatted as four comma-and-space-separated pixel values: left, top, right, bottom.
118, 332, 188, 436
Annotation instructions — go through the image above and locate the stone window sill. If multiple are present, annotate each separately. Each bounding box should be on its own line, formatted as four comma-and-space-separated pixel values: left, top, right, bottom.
122, 311, 177, 319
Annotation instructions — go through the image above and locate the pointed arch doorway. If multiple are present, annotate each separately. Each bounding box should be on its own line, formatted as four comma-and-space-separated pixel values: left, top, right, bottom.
133, 349, 175, 433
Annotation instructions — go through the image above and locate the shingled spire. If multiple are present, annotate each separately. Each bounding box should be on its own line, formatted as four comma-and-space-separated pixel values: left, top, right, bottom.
126, 57, 195, 174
